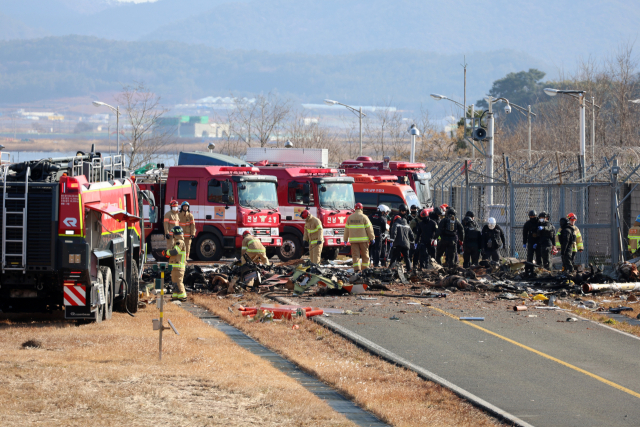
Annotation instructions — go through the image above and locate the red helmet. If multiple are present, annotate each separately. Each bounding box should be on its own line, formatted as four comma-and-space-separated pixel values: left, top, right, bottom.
393, 215, 401, 222
420, 208, 429, 218
300, 209, 310, 219
355, 203, 363, 210
242, 229, 252, 237
440, 203, 449, 211
567, 212, 577, 221
170, 200, 179, 207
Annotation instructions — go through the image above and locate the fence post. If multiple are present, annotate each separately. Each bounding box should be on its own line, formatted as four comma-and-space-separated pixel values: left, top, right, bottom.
611, 160, 620, 265
506, 157, 515, 257
465, 160, 469, 216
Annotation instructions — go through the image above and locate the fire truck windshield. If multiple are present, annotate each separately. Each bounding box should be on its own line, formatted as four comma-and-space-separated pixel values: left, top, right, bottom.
404, 189, 421, 209
238, 181, 278, 209
318, 183, 355, 210
414, 179, 431, 207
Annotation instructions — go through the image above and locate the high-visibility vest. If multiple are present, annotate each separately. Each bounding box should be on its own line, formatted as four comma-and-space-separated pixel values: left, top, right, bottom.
169, 239, 186, 269
344, 209, 374, 243
303, 215, 323, 245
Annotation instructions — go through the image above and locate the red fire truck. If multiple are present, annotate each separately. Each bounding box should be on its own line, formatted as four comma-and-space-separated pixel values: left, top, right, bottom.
0, 150, 148, 322
349, 174, 420, 217
340, 156, 432, 208
136, 166, 283, 262
251, 164, 355, 262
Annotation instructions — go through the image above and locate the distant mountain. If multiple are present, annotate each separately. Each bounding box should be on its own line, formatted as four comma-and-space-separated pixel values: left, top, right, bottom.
0, 36, 547, 108
0, 13, 47, 40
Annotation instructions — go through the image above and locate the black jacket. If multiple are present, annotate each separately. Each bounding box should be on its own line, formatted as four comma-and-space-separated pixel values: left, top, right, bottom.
481, 225, 505, 251
390, 217, 414, 249
462, 216, 482, 249
536, 221, 556, 247
522, 218, 539, 245
559, 225, 576, 257
368, 213, 388, 238
437, 216, 464, 241
415, 217, 438, 244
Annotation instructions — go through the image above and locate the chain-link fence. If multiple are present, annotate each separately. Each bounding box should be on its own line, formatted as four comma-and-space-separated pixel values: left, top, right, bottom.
424, 154, 640, 266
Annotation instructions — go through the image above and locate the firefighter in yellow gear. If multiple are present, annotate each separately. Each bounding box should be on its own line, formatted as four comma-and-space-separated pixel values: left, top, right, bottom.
179, 201, 196, 260
168, 226, 187, 300
163, 200, 180, 251
241, 230, 270, 265
556, 212, 584, 264
301, 209, 323, 264
343, 203, 375, 272
627, 214, 640, 255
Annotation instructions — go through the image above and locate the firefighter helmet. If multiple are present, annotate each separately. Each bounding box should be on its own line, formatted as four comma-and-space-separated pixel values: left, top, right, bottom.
170, 200, 179, 207
433, 206, 443, 217
398, 204, 407, 212
393, 215, 401, 222
567, 212, 577, 221
300, 209, 310, 219
465, 211, 475, 218
171, 226, 184, 235
487, 217, 496, 229
528, 209, 537, 218
242, 229, 252, 237
420, 209, 429, 218
440, 203, 449, 211
355, 202, 363, 210
538, 211, 547, 219
410, 204, 418, 211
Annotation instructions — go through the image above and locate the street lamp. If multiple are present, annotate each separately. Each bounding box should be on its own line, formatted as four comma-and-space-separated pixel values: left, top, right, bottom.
430, 93, 465, 109
284, 140, 293, 148
408, 124, 420, 162
208, 142, 215, 153
92, 101, 120, 155
324, 99, 366, 156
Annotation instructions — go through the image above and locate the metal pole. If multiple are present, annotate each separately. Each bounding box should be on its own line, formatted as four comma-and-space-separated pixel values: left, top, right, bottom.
410, 134, 415, 163
471, 105, 475, 159
116, 106, 120, 158
579, 94, 586, 177
159, 269, 164, 361
464, 62, 467, 145
612, 159, 619, 265
528, 105, 532, 163
487, 97, 494, 206
359, 106, 363, 157
592, 96, 595, 161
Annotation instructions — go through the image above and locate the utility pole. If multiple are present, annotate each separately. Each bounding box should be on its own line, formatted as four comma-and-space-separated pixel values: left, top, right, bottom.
486, 96, 495, 206
528, 105, 532, 162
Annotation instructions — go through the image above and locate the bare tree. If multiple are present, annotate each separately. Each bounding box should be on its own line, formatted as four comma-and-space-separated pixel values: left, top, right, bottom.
365, 103, 396, 158
115, 82, 174, 170
231, 93, 291, 148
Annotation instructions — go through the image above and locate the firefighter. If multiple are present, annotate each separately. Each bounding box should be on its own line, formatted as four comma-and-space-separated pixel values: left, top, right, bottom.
344, 202, 375, 272
164, 200, 180, 251
436, 208, 464, 267
535, 211, 556, 270
369, 204, 390, 267
168, 226, 187, 300
462, 211, 482, 267
427, 206, 442, 261
558, 217, 576, 273
241, 230, 270, 265
522, 209, 540, 273
558, 212, 583, 265
627, 214, 640, 255
179, 201, 196, 260
389, 214, 414, 271
301, 209, 323, 264
408, 205, 421, 267
481, 217, 505, 262
415, 208, 438, 268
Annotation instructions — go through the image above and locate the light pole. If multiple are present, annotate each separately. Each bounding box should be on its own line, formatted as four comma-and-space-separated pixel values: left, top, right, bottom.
505, 102, 537, 161
208, 142, 215, 153
324, 99, 366, 156
92, 101, 120, 155
408, 124, 420, 162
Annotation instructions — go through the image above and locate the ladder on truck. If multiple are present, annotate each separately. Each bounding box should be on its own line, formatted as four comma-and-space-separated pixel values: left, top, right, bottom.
2, 165, 30, 273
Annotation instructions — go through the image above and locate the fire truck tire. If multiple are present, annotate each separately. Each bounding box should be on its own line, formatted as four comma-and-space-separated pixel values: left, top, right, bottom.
195, 233, 223, 262
101, 267, 114, 321
126, 260, 140, 314
277, 234, 302, 262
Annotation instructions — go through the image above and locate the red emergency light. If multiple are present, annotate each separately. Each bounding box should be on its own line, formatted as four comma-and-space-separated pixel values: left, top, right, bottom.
219, 166, 259, 174
299, 168, 334, 175
395, 162, 425, 170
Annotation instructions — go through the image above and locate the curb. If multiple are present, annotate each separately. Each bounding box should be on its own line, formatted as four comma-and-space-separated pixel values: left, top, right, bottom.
272, 295, 534, 427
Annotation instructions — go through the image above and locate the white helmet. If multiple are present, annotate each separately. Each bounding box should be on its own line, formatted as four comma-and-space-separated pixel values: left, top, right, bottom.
378, 204, 390, 213
488, 217, 496, 229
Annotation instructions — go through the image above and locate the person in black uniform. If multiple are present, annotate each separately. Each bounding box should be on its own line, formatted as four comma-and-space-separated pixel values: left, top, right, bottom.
481, 217, 506, 261
536, 211, 556, 269
558, 217, 576, 273
428, 206, 442, 262
522, 209, 540, 273
436, 208, 464, 267
408, 205, 420, 267
368, 204, 390, 267
462, 211, 482, 267
415, 208, 438, 268
389, 215, 414, 271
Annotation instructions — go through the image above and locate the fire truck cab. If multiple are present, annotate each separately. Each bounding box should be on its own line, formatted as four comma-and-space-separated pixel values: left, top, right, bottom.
349, 174, 420, 217
341, 156, 432, 208
252, 165, 355, 262
137, 166, 282, 262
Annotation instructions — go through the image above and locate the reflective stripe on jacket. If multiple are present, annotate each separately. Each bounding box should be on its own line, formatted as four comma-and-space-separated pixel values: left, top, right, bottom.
168, 238, 187, 269
344, 209, 374, 243
164, 211, 180, 235
179, 211, 196, 238
303, 214, 323, 245
556, 224, 583, 252
241, 235, 266, 258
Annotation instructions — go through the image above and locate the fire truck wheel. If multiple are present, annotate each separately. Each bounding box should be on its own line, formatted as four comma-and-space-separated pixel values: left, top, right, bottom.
101, 267, 114, 321
277, 234, 302, 262
93, 270, 104, 323
195, 233, 223, 262
126, 260, 140, 314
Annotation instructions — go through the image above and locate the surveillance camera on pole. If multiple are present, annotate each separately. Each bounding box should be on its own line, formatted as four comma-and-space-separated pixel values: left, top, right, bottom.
504, 104, 512, 114
208, 142, 215, 153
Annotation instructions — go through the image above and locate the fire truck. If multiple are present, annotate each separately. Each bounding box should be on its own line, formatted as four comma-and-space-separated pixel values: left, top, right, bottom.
0, 149, 149, 322
340, 156, 432, 208
349, 174, 420, 217
136, 166, 283, 262
246, 148, 355, 262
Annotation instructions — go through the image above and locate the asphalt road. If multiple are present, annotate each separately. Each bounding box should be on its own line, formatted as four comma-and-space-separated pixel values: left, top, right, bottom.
292, 295, 640, 427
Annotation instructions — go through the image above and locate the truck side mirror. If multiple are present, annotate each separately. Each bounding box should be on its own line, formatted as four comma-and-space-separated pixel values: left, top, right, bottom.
149, 205, 157, 223
320, 186, 327, 192
302, 182, 311, 196
221, 181, 229, 194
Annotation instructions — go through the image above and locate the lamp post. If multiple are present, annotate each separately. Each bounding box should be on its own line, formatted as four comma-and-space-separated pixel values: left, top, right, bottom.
284, 140, 293, 148
505, 102, 537, 162
324, 99, 366, 156
92, 101, 120, 155
208, 142, 215, 153
408, 124, 420, 162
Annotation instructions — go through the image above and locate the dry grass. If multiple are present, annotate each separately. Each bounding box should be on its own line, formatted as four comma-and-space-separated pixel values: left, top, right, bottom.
193, 293, 503, 427
557, 296, 640, 337
0, 300, 354, 427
